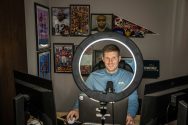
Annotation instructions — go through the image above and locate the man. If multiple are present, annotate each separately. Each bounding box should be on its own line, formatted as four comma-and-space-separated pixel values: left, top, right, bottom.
92, 15, 111, 34
67, 44, 138, 125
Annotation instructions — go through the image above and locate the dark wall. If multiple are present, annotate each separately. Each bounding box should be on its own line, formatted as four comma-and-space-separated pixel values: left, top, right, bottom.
0, 0, 27, 125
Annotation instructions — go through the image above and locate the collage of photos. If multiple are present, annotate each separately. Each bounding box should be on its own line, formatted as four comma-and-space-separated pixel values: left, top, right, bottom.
33, 3, 155, 77
51, 4, 154, 37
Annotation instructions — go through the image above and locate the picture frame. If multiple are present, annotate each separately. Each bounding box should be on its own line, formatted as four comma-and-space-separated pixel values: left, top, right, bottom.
53, 43, 74, 73
143, 60, 160, 78
34, 3, 50, 51
74, 45, 78, 52
70, 4, 90, 36
37, 50, 51, 80
91, 13, 113, 34
93, 50, 103, 66
51, 7, 70, 36
80, 47, 93, 75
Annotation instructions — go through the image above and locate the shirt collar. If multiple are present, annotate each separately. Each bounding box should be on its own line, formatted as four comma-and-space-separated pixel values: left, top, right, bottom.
105, 68, 119, 76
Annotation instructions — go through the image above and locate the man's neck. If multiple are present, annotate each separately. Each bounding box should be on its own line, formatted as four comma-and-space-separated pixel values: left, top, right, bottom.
98, 26, 106, 32
106, 68, 118, 74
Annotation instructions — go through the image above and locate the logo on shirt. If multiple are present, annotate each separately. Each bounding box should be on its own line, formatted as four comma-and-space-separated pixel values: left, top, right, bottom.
118, 81, 125, 85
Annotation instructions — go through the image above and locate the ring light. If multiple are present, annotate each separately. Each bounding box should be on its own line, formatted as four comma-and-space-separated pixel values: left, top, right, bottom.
72, 32, 143, 102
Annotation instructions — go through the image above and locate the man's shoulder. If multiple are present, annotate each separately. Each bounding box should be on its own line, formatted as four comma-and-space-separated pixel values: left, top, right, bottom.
119, 68, 133, 75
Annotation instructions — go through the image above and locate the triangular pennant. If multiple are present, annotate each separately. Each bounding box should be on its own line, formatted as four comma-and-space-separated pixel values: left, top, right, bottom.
113, 15, 155, 38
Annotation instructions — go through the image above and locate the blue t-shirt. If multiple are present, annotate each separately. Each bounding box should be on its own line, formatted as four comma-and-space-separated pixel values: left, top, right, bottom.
74, 68, 138, 117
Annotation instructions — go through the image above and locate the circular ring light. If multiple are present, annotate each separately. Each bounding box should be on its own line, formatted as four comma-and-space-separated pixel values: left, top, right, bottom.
72, 32, 143, 102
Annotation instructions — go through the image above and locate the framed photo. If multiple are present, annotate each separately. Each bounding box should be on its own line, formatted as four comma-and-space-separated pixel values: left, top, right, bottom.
93, 50, 103, 66
51, 7, 70, 36
80, 47, 93, 75
91, 13, 113, 34
70, 4, 90, 36
53, 43, 74, 73
34, 3, 50, 51
37, 50, 51, 80
143, 60, 160, 78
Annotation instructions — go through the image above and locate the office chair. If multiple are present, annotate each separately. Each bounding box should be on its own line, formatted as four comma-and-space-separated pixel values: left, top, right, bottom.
92, 60, 134, 73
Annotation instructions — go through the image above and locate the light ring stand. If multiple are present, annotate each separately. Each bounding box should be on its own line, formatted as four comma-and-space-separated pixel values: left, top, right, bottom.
72, 32, 143, 102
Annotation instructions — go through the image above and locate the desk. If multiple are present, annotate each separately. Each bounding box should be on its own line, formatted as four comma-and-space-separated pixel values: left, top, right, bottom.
57, 112, 140, 125
57, 112, 68, 125
134, 115, 140, 125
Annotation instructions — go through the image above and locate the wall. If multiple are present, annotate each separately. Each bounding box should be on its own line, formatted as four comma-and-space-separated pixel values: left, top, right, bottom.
25, 0, 188, 112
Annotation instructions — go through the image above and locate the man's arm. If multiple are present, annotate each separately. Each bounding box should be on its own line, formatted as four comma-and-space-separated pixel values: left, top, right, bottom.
126, 90, 138, 125
66, 108, 79, 120
67, 98, 79, 120
128, 90, 139, 117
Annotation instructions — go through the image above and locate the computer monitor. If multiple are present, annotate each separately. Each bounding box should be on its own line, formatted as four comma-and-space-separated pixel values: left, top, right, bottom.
13, 70, 57, 125
140, 84, 188, 125
79, 94, 128, 125
177, 100, 188, 125
14, 94, 27, 125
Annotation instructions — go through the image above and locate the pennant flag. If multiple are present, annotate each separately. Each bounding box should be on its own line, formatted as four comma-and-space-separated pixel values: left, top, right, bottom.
113, 15, 155, 38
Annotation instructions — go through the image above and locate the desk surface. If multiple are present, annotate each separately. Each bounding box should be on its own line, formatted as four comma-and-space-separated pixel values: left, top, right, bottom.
57, 112, 140, 125
134, 115, 140, 125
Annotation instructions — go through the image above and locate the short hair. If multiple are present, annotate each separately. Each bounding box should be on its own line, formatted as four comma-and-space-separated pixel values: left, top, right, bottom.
102, 44, 120, 56
96, 15, 106, 21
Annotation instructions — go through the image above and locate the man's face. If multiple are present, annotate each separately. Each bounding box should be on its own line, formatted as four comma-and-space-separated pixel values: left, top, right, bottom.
102, 51, 121, 73
97, 16, 106, 29
57, 13, 65, 22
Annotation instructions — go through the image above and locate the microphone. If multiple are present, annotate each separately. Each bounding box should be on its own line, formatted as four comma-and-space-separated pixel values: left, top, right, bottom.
106, 81, 114, 93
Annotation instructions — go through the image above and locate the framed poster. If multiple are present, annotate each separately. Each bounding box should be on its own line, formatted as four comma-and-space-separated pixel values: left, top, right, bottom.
53, 43, 74, 73
37, 50, 51, 80
80, 47, 93, 75
51, 7, 70, 36
143, 60, 160, 78
93, 50, 103, 66
70, 4, 90, 36
91, 13, 113, 34
34, 3, 50, 50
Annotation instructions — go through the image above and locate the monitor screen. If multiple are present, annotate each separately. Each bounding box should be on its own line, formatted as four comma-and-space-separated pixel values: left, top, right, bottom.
79, 94, 128, 125
140, 84, 188, 125
13, 71, 57, 125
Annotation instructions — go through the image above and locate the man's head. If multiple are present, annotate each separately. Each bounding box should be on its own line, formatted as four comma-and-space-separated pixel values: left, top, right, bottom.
57, 10, 65, 22
96, 15, 107, 30
102, 44, 121, 73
